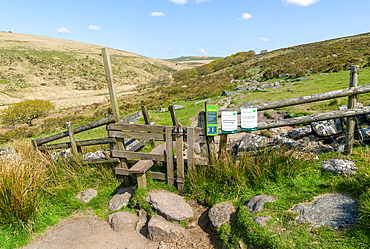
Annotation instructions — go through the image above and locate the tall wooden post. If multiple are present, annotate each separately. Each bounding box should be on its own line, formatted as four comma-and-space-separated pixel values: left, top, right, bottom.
102, 48, 128, 184
168, 105, 178, 126
218, 134, 228, 159
165, 127, 174, 187
141, 105, 156, 147
175, 123, 184, 194
197, 111, 207, 158
344, 65, 359, 155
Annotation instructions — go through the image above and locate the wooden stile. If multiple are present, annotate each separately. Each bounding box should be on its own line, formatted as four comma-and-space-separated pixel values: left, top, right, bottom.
166, 127, 174, 187
175, 123, 184, 194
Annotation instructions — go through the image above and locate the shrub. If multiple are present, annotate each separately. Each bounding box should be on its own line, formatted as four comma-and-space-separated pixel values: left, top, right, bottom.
1, 99, 55, 126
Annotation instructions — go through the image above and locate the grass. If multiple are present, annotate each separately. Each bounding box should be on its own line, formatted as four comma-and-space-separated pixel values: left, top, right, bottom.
185, 143, 370, 248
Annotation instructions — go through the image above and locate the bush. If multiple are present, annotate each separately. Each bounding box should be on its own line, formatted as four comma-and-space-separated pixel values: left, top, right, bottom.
173, 69, 198, 81
1, 99, 55, 126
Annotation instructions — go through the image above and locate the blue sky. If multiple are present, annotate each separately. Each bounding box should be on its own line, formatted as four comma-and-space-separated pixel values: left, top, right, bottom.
1, 0, 370, 59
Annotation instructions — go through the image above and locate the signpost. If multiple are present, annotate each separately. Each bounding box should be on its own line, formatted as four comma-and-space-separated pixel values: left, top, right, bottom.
221, 111, 238, 134
241, 108, 258, 131
206, 104, 218, 136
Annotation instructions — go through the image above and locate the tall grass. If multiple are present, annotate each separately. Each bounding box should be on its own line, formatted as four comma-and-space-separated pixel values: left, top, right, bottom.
0, 143, 49, 226
186, 145, 311, 206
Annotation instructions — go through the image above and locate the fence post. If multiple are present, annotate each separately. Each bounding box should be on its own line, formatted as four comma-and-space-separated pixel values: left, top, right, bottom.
165, 127, 174, 187
205, 102, 216, 164
175, 123, 184, 194
168, 105, 178, 126
141, 105, 156, 147
218, 133, 228, 159
197, 111, 207, 158
187, 127, 195, 172
344, 65, 359, 155
66, 122, 79, 155
102, 48, 129, 185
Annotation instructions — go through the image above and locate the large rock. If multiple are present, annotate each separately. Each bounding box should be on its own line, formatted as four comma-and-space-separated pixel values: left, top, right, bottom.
75, 189, 97, 203
146, 191, 193, 221
297, 137, 334, 154
108, 186, 136, 211
148, 215, 189, 242
245, 195, 276, 214
321, 159, 357, 176
287, 125, 312, 139
106, 211, 139, 232
208, 202, 236, 229
311, 119, 343, 137
236, 133, 269, 153
273, 135, 298, 149
291, 194, 358, 230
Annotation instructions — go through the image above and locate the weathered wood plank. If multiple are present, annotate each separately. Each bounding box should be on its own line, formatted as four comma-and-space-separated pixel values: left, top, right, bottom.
120, 110, 142, 124
222, 84, 370, 116
108, 130, 166, 141
141, 105, 156, 147
111, 150, 166, 161
149, 172, 167, 181
36, 116, 116, 146
166, 127, 174, 187
175, 124, 184, 194
127, 139, 148, 152
38, 137, 117, 151
107, 123, 168, 133
85, 158, 120, 164
218, 134, 228, 159
345, 65, 359, 155
258, 107, 370, 130
187, 127, 195, 172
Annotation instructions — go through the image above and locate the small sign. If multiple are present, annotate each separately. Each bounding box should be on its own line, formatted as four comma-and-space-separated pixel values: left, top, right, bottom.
206, 104, 218, 136
221, 111, 238, 134
241, 108, 258, 131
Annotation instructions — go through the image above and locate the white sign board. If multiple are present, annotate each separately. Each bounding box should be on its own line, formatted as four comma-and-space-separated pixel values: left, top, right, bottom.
221, 111, 238, 133
241, 108, 258, 131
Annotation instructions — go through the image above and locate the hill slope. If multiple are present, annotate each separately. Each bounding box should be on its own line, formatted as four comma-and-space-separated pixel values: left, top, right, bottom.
0, 32, 187, 109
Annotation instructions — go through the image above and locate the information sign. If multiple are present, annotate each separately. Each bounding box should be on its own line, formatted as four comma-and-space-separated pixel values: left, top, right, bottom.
206, 104, 218, 136
221, 111, 238, 134
241, 108, 258, 131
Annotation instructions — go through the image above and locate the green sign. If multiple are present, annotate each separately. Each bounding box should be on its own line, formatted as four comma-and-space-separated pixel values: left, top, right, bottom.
206, 104, 218, 136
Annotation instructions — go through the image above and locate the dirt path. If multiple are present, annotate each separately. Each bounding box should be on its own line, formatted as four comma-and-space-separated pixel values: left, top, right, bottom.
22, 201, 216, 249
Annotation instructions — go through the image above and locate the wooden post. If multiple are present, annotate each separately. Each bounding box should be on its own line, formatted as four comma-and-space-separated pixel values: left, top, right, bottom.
165, 127, 174, 187
205, 102, 216, 164
136, 173, 147, 189
345, 65, 359, 155
187, 127, 195, 172
168, 105, 178, 126
175, 123, 184, 194
197, 111, 207, 158
66, 122, 79, 155
141, 105, 156, 147
102, 48, 128, 185
218, 133, 228, 159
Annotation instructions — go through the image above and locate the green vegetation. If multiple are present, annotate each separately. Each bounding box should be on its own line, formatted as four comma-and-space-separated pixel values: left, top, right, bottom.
0, 99, 55, 126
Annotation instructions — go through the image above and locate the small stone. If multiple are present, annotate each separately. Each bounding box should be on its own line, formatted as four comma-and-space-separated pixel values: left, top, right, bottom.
108, 186, 136, 211
321, 159, 357, 176
148, 216, 189, 243
75, 189, 97, 203
252, 216, 272, 227
106, 211, 139, 232
245, 195, 276, 214
208, 202, 235, 228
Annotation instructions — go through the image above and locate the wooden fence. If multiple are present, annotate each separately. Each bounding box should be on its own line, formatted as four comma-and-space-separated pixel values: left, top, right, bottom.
31, 48, 370, 192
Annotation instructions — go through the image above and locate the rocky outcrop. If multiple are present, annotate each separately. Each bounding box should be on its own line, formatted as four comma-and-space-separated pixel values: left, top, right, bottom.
311, 119, 343, 137
321, 159, 357, 176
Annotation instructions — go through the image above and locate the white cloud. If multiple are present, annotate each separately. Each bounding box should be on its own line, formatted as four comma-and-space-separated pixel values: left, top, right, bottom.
198, 49, 210, 55
170, 0, 187, 5
238, 12, 253, 21
150, 12, 165, 17
167, 47, 178, 54
195, 0, 210, 3
282, 0, 319, 7
19, 21, 24, 24
259, 37, 270, 42
57, 27, 71, 34
88, 25, 102, 31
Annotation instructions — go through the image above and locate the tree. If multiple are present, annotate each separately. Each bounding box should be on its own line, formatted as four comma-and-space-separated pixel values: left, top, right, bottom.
1, 99, 55, 126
